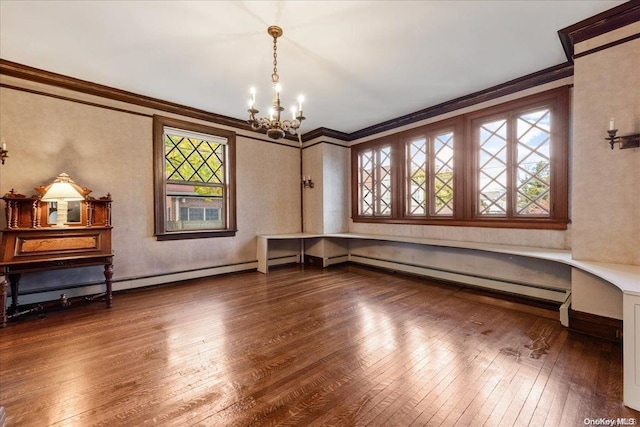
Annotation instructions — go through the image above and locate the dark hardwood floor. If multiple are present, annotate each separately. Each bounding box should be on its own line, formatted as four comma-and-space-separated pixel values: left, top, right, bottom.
1, 264, 637, 426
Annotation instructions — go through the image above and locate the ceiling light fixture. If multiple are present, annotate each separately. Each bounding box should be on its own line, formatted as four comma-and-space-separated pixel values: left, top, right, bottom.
247, 26, 305, 140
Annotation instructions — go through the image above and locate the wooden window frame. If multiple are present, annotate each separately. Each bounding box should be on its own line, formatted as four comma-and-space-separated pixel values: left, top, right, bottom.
153, 115, 237, 240
400, 117, 464, 221
353, 142, 395, 218
351, 87, 569, 230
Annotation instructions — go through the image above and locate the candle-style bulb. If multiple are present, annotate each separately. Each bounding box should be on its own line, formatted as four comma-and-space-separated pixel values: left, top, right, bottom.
609, 117, 615, 130
249, 87, 256, 107
298, 95, 304, 112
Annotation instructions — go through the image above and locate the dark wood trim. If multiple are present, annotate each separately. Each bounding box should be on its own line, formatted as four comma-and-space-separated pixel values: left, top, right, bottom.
302, 140, 349, 150
351, 217, 569, 230
303, 63, 573, 143
573, 31, 640, 59
152, 115, 237, 240
240, 133, 299, 149
301, 127, 351, 143
557, 2, 640, 61
0, 83, 153, 118
568, 308, 623, 343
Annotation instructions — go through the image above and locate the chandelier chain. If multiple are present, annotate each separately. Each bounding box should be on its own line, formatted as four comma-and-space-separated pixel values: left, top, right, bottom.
272, 35, 279, 83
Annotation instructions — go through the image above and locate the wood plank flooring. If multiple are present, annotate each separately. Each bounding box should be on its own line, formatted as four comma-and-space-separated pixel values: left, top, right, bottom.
1, 264, 638, 426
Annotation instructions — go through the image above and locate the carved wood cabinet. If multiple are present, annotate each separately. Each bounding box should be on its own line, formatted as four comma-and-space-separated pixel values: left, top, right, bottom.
0, 187, 113, 326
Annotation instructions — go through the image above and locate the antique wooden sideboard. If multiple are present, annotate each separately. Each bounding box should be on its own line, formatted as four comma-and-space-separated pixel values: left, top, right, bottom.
0, 186, 113, 326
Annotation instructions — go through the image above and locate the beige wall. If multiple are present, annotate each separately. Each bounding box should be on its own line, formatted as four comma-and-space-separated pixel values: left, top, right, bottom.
302, 142, 349, 234
302, 144, 322, 233
567, 23, 640, 319
571, 23, 640, 266
0, 76, 301, 296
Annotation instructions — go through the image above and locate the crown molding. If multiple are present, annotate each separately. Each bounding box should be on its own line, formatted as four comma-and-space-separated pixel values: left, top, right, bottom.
558, 1, 640, 62
0, 59, 303, 140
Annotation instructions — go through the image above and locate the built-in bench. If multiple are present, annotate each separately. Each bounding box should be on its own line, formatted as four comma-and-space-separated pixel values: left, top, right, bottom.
256, 232, 640, 410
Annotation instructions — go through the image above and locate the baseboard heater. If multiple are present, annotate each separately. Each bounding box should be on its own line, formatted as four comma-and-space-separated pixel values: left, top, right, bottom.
10, 260, 259, 306
346, 254, 571, 326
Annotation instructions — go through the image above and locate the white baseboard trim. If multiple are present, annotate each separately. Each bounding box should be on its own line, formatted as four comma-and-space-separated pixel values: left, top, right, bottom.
559, 294, 571, 327
324, 255, 350, 268
267, 255, 300, 268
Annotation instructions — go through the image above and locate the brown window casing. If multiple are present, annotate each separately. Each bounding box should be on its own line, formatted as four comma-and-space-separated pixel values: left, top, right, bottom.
351, 87, 569, 230
153, 115, 237, 240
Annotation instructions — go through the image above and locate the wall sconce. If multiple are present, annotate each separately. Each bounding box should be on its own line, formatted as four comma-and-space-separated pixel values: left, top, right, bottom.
302, 175, 314, 189
606, 118, 640, 150
0, 139, 8, 165
40, 173, 86, 227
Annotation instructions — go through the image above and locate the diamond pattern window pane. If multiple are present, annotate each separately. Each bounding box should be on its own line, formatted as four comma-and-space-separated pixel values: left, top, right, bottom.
516, 109, 551, 215
358, 150, 375, 215
478, 119, 507, 215
163, 128, 228, 232
358, 146, 392, 216
433, 132, 454, 216
407, 138, 427, 216
377, 147, 392, 216
165, 134, 225, 184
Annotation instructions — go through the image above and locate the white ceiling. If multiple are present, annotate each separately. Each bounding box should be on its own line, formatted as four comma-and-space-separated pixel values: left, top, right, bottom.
0, 1, 626, 135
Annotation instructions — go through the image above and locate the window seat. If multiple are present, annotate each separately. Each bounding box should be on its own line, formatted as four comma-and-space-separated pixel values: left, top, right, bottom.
258, 232, 638, 295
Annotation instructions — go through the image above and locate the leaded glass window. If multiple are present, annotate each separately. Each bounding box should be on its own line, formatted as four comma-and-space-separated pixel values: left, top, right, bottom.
476, 108, 553, 218
407, 137, 427, 216
478, 119, 508, 215
153, 115, 236, 240
516, 109, 551, 216
358, 145, 392, 216
405, 131, 455, 217
351, 87, 568, 229
432, 132, 454, 216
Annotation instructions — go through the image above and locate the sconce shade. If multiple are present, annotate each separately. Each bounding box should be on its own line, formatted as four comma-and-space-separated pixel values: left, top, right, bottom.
40, 173, 85, 202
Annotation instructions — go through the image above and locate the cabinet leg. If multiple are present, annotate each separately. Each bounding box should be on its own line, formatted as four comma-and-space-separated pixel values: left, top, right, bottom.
0, 277, 7, 327
104, 262, 113, 308
8, 274, 20, 313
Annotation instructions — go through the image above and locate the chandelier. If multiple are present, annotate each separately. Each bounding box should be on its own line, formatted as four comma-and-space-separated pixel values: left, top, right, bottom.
247, 26, 305, 140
